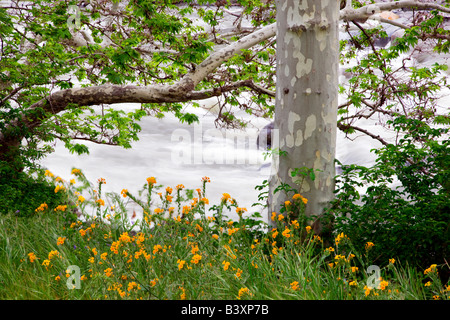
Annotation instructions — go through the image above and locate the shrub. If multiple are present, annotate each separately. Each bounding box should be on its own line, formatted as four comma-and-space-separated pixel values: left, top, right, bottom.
323, 115, 450, 282
0, 167, 66, 217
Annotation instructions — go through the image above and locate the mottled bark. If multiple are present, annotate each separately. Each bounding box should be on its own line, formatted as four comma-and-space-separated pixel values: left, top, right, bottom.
268, 0, 339, 231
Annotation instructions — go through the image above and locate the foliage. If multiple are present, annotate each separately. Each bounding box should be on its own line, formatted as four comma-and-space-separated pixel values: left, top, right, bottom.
0, 168, 66, 217
323, 115, 449, 282
0, 0, 276, 172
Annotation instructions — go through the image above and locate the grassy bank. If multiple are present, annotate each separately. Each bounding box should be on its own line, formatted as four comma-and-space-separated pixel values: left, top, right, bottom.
0, 169, 448, 300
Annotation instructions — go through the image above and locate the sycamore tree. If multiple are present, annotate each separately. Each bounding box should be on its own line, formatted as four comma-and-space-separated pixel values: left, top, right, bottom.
1, 0, 450, 228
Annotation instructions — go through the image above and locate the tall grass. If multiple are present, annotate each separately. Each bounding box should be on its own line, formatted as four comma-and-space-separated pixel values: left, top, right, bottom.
0, 169, 448, 300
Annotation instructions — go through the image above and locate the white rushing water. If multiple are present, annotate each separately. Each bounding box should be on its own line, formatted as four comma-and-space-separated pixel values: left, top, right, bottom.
40, 98, 273, 223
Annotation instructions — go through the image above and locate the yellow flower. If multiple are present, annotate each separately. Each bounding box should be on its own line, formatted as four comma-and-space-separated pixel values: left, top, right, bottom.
221, 193, 231, 202
424, 264, 437, 275
45, 170, 54, 177
351, 266, 359, 273
212, 234, 219, 240
290, 220, 300, 229
389, 258, 395, 265
164, 186, 172, 194
42, 259, 51, 269
191, 245, 199, 255
364, 285, 371, 297
54, 185, 65, 193
325, 247, 334, 253
153, 244, 162, 254
100, 252, 108, 260
127, 282, 141, 291
290, 281, 300, 290
334, 254, 346, 263
349, 280, 358, 287
271, 229, 278, 238
424, 281, 432, 287
379, 280, 388, 290
150, 278, 158, 287
121, 189, 128, 198
284, 200, 291, 207
335, 232, 347, 246
176, 184, 185, 190
223, 261, 230, 271
104, 268, 113, 277
305, 225, 311, 233
35, 203, 48, 212
119, 232, 131, 243
282, 228, 291, 238
292, 193, 308, 204
28, 252, 37, 263
97, 178, 106, 184
202, 176, 210, 183
191, 254, 202, 264
179, 286, 186, 300
96, 199, 105, 206
54, 205, 67, 212
365, 242, 375, 250
237, 287, 252, 300
48, 250, 60, 260
292, 194, 301, 200
71, 168, 81, 175
56, 237, 66, 246
147, 177, 156, 185
77, 195, 85, 203
177, 259, 186, 270
228, 227, 239, 236
271, 211, 277, 221
236, 207, 247, 216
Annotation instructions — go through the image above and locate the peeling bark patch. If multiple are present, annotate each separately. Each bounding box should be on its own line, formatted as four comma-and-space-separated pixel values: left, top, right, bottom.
313, 150, 322, 189
288, 111, 301, 133
295, 129, 303, 146
286, 133, 294, 148
304, 114, 316, 140
284, 64, 290, 77
294, 51, 313, 77
326, 175, 332, 187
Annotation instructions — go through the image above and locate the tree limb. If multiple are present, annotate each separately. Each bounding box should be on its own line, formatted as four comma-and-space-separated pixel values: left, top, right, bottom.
340, 0, 450, 22
337, 122, 389, 146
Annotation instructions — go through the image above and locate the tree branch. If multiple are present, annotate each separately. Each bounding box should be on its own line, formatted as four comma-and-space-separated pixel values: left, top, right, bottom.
337, 122, 389, 146
340, 0, 450, 22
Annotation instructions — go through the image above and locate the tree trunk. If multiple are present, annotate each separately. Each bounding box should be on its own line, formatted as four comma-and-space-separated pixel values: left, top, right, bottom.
0, 134, 24, 173
268, 0, 339, 232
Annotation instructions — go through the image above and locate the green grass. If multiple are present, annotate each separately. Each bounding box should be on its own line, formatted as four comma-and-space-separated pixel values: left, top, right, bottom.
0, 169, 448, 300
